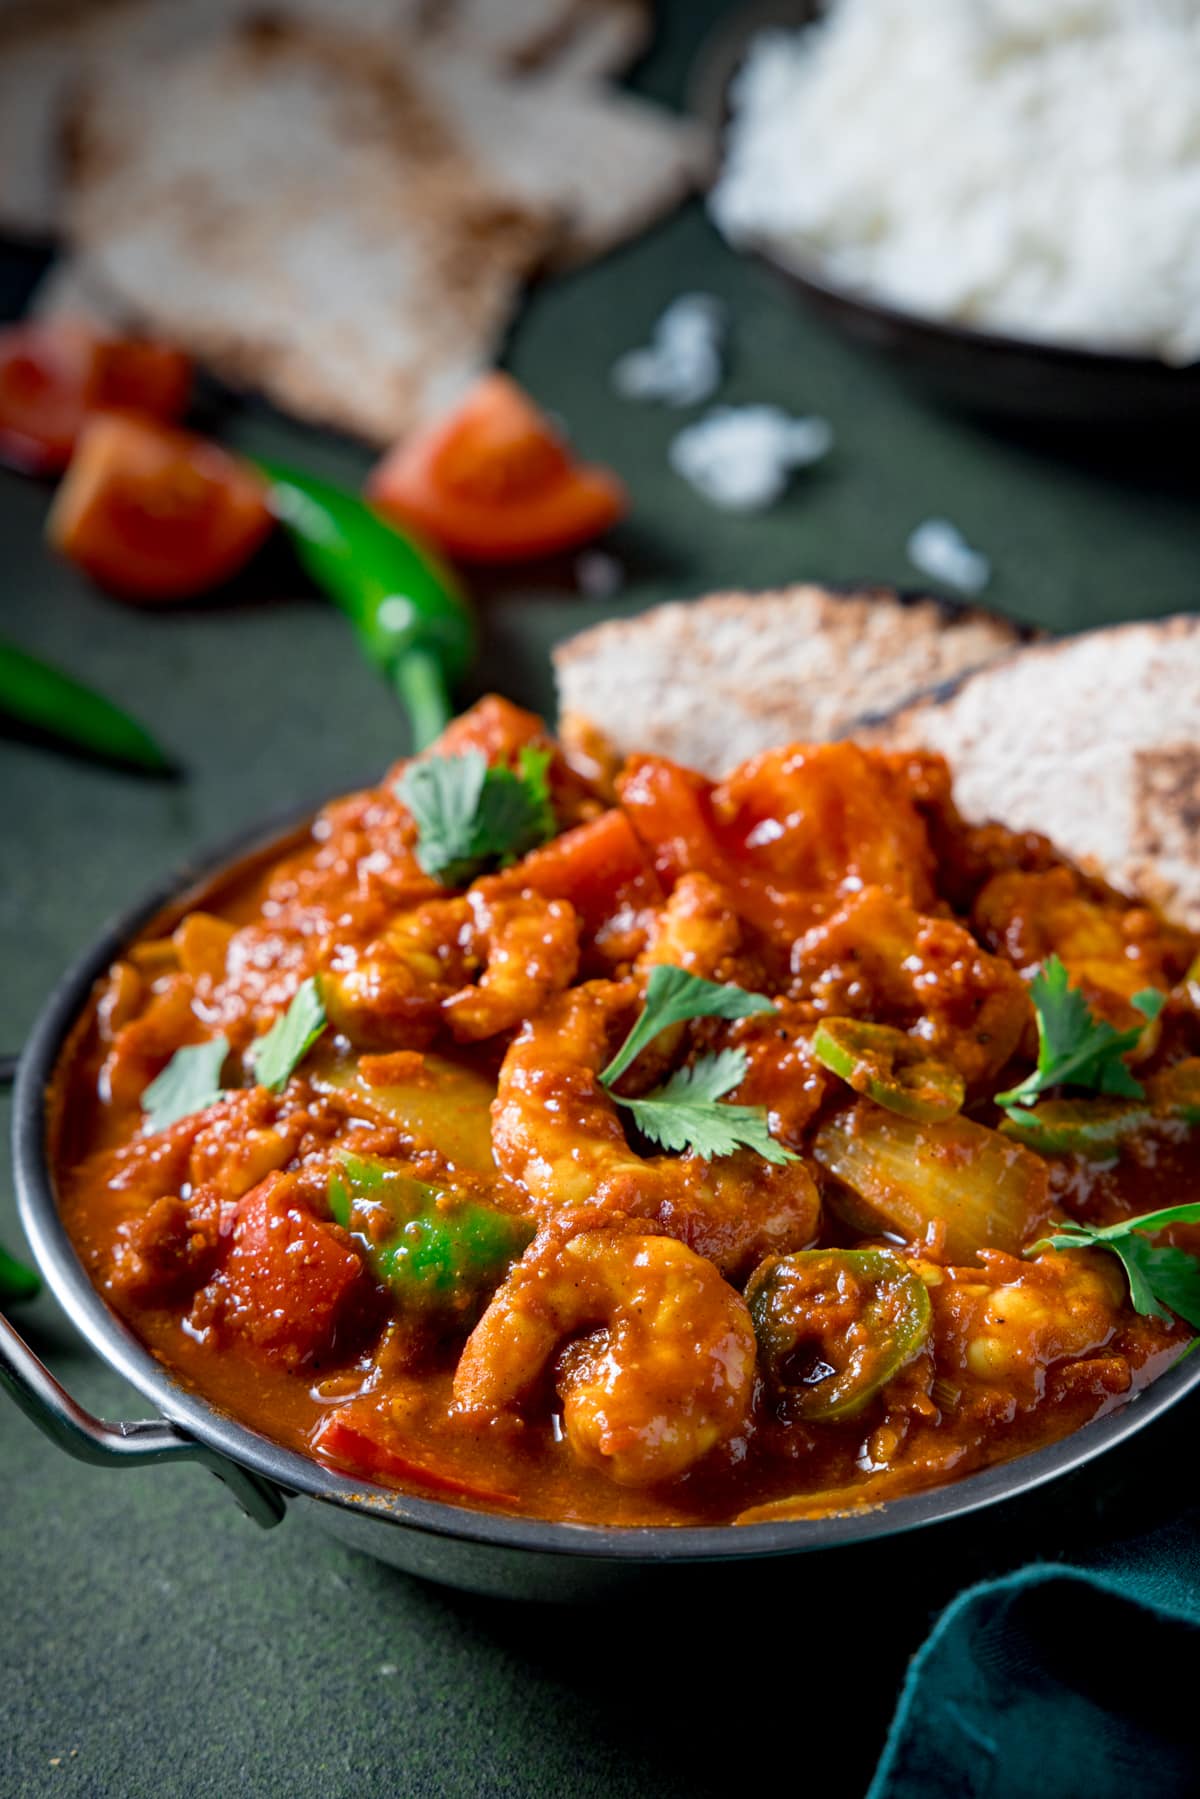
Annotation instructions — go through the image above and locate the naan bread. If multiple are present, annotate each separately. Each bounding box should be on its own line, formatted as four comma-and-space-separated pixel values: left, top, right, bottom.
553, 584, 1024, 776
414, 47, 707, 265
0, 0, 651, 236
63, 19, 552, 443
871, 615, 1200, 928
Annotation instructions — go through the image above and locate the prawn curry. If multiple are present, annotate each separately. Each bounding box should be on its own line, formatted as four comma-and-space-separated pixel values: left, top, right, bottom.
52, 698, 1200, 1525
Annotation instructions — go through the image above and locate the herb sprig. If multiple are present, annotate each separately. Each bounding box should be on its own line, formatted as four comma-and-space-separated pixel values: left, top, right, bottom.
141, 978, 327, 1132
599, 966, 792, 1164
1031, 1201, 1200, 1331
252, 977, 326, 1091
397, 747, 555, 886
996, 955, 1165, 1112
141, 1037, 230, 1134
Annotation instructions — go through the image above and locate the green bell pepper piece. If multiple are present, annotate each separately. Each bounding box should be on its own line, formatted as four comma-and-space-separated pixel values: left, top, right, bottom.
256, 462, 475, 749
328, 1154, 531, 1317
746, 1247, 931, 1421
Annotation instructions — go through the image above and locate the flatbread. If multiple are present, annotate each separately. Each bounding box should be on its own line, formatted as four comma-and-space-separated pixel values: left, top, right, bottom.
415, 45, 707, 264
0, 0, 651, 238
63, 19, 552, 443
553, 584, 1025, 776
870, 615, 1200, 927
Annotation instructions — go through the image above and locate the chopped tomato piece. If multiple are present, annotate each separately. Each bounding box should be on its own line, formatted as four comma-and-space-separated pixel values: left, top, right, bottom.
0, 321, 191, 476
48, 413, 272, 601
426, 692, 554, 766
196, 1173, 369, 1369
314, 1412, 519, 1507
484, 807, 654, 926
367, 373, 626, 564
617, 754, 730, 889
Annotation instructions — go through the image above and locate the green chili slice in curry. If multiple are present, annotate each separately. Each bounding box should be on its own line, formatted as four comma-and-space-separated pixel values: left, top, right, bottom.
813, 1017, 965, 1123
746, 1247, 931, 1421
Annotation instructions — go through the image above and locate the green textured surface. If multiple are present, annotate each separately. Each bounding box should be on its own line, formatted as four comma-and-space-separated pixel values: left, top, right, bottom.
3, 4, 1200, 1794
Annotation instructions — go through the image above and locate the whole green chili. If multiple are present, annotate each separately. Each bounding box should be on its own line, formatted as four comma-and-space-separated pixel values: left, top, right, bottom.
0, 635, 171, 772
256, 462, 475, 750
0, 1242, 40, 1305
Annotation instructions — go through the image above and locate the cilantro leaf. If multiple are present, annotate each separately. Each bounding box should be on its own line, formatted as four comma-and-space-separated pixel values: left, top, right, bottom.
141, 1037, 230, 1133
1030, 1199, 1200, 1329
252, 976, 326, 1092
996, 956, 1164, 1111
617, 1047, 794, 1164
600, 964, 777, 1087
397, 746, 556, 886
598, 969, 790, 1164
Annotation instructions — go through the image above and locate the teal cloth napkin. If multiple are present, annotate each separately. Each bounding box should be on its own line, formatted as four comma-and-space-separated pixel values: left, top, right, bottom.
870, 1516, 1200, 1797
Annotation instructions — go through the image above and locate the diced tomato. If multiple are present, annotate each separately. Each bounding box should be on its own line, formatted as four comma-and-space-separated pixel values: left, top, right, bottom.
367, 373, 626, 564
210, 1173, 369, 1369
48, 413, 272, 601
426, 692, 554, 767
314, 1412, 518, 1507
484, 807, 655, 929
0, 321, 191, 476
617, 754, 730, 889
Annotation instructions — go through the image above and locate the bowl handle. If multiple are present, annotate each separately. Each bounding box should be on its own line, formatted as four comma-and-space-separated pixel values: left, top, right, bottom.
0, 1307, 286, 1529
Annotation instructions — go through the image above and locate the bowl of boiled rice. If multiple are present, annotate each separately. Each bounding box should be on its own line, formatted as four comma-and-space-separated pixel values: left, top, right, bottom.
703, 0, 1200, 422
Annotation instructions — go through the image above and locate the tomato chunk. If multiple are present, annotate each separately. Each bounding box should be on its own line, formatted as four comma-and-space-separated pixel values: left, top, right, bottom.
0, 321, 191, 476
314, 1411, 518, 1506
48, 413, 272, 601
367, 373, 626, 564
195, 1173, 369, 1369
484, 807, 654, 925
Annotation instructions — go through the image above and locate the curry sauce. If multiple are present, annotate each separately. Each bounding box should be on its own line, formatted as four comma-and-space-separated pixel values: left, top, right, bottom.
51, 697, 1200, 1526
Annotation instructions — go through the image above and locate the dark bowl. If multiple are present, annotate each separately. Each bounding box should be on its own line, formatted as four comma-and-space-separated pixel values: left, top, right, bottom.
692, 1, 1200, 425
9, 802, 1200, 1601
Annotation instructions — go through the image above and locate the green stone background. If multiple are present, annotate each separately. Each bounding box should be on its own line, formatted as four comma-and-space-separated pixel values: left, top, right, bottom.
2, 5, 1198, 1793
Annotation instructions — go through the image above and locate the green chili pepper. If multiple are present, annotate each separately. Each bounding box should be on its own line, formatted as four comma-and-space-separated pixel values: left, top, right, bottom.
256, 462, 475, 749
1000, 1058, 1200, 1155
0, 635, 170, 772
0, 1242, 40, 1305
328, 1154, 531, 1319
746, 1247, 931, 1421
812, 1017, 965, 1123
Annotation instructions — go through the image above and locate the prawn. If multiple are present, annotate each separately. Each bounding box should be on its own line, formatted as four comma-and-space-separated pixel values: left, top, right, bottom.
790, 887, 1030, 1090
322, 889, 579, 1047
453, 1216, 756, 1485
491, 981, 821, 1276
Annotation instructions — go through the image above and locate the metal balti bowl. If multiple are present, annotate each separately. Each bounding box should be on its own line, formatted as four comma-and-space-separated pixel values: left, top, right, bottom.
7, 806, 1200, 1602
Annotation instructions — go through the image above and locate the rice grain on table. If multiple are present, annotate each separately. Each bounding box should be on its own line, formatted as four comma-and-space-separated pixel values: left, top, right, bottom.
711, 0, 1200, 365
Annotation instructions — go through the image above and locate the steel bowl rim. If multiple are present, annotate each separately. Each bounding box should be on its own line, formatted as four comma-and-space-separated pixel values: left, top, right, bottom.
14, 796, 1200, 1565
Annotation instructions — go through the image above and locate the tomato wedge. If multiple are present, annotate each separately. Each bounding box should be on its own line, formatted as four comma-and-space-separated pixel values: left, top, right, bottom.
367, 373, 626, 564
0, 321, 191, 476
313, 1412, 519, 1508
48, 413, 272, 602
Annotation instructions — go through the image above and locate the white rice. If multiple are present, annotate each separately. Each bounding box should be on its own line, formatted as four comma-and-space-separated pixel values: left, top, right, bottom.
611, 293, 727, 406
710, 0, 1200, 364
907, 518, 992, 596
668, 405, 833, 511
